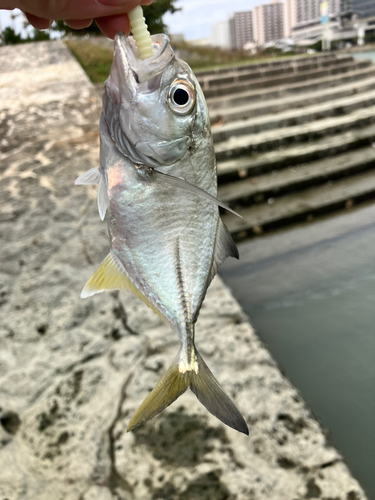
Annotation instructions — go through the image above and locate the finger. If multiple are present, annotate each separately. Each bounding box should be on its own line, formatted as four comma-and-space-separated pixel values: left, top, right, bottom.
64, 18, 93, 29
24, 12, 50, 30
19, 0, 145, 21
95, 13, 130, 39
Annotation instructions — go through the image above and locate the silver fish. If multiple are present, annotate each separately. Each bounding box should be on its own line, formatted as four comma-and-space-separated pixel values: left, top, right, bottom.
75, 33, 248, 435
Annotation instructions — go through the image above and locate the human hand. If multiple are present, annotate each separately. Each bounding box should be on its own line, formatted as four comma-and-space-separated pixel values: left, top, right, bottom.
0, 0, 153, 39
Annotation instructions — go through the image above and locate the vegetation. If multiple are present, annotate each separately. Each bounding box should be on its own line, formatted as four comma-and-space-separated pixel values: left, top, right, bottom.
135, 0, 181, 35
0, 26, 23, 45
65, 38, 315, 84
65, 39, 259, 83
365, 31, 375, 44
66, 40, 113, 83
0, 26, 50, 45
172, 42, 252, 72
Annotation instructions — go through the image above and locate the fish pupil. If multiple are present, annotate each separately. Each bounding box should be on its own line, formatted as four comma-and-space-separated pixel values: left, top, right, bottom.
173, 88, 189, 106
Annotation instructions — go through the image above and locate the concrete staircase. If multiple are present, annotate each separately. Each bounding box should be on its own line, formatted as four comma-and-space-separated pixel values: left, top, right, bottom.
199, 53, 375, 241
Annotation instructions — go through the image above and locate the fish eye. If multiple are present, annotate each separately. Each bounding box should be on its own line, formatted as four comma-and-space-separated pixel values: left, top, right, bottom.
168, 79, 195, 115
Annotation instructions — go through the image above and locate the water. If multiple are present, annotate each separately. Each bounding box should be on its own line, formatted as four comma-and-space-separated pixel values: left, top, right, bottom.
221, 204, 375, 499
353, 50, 375, 64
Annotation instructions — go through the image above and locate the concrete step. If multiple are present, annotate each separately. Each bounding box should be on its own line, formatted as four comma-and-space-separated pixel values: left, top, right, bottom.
199, 56, 354, 90
195, 53, 338, 77
206, 65, 375, 110
218, 146, 375, 205
216, 123, 375, 183
212, 87, 375, 142
222, 169, 375, 241
215, 103, 375, 161
210, 77, 375, 125
203, 60, 370, 98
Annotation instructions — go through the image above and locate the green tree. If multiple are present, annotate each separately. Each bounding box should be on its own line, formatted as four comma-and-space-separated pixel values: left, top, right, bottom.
31, 28, 51, 42
143, 0, 181, 34
1, 26, 23, 45
0, 25, 51, 45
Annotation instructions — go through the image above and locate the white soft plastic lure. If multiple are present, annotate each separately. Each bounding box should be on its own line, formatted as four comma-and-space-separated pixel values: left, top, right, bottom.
75, 19, 248, 435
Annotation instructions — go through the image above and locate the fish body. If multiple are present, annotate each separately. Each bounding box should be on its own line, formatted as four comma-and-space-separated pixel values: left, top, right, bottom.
76, 33, 248, 435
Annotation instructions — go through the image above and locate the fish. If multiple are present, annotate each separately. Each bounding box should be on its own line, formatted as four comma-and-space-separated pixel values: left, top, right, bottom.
75, 32, 248, 435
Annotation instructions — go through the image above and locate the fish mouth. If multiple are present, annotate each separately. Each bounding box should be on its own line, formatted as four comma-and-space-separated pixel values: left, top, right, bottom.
112, 32, 174, 93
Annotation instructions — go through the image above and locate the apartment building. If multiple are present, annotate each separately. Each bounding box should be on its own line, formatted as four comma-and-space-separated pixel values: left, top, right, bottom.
253, 0, 284, 46
231, 11, 254, 49
352, 0, 375, 18
284, 0, 298, 37
211, 20, 232, 49
291, 0, 356, 41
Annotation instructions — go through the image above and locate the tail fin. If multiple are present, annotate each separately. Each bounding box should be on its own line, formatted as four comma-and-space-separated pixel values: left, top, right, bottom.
191, 350, 249, 435
127, 348, 249, 435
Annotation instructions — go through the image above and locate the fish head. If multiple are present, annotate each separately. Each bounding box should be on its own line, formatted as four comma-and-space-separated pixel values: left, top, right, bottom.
103, 32, 210, 168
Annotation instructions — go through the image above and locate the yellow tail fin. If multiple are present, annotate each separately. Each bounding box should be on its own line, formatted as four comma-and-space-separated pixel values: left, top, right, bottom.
127, 348, 248, 435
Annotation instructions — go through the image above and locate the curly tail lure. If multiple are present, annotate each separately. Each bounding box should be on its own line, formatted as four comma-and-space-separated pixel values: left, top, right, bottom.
128, 6, 153, 60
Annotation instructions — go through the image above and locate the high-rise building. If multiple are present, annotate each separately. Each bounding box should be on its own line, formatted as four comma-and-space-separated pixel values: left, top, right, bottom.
292, 0, 356, 41
352, 0, 375, 18
284, 0, 298, 37
253, 0, 285, 46
294, 0, 346, 21
211, 20, 233, 49
295, 0, 320, 24
231, 11, 254, 49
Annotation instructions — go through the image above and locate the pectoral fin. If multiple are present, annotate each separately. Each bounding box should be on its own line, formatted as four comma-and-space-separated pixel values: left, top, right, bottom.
151, 169, 242, 218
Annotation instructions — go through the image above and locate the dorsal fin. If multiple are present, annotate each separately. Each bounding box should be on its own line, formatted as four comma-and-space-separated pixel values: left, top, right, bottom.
209, 219, 239, 284
81, 252, 165, 321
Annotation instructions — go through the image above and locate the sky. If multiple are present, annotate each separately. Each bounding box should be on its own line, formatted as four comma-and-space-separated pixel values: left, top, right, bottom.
0, 8, 32, 37
164, 0, 260, 40
0, 0, 260, 41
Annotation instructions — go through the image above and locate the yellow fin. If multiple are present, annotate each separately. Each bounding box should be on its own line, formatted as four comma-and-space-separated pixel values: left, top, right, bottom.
127, 360, 189, 432
80, 252, 164, 321
127, 348, 249, 435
